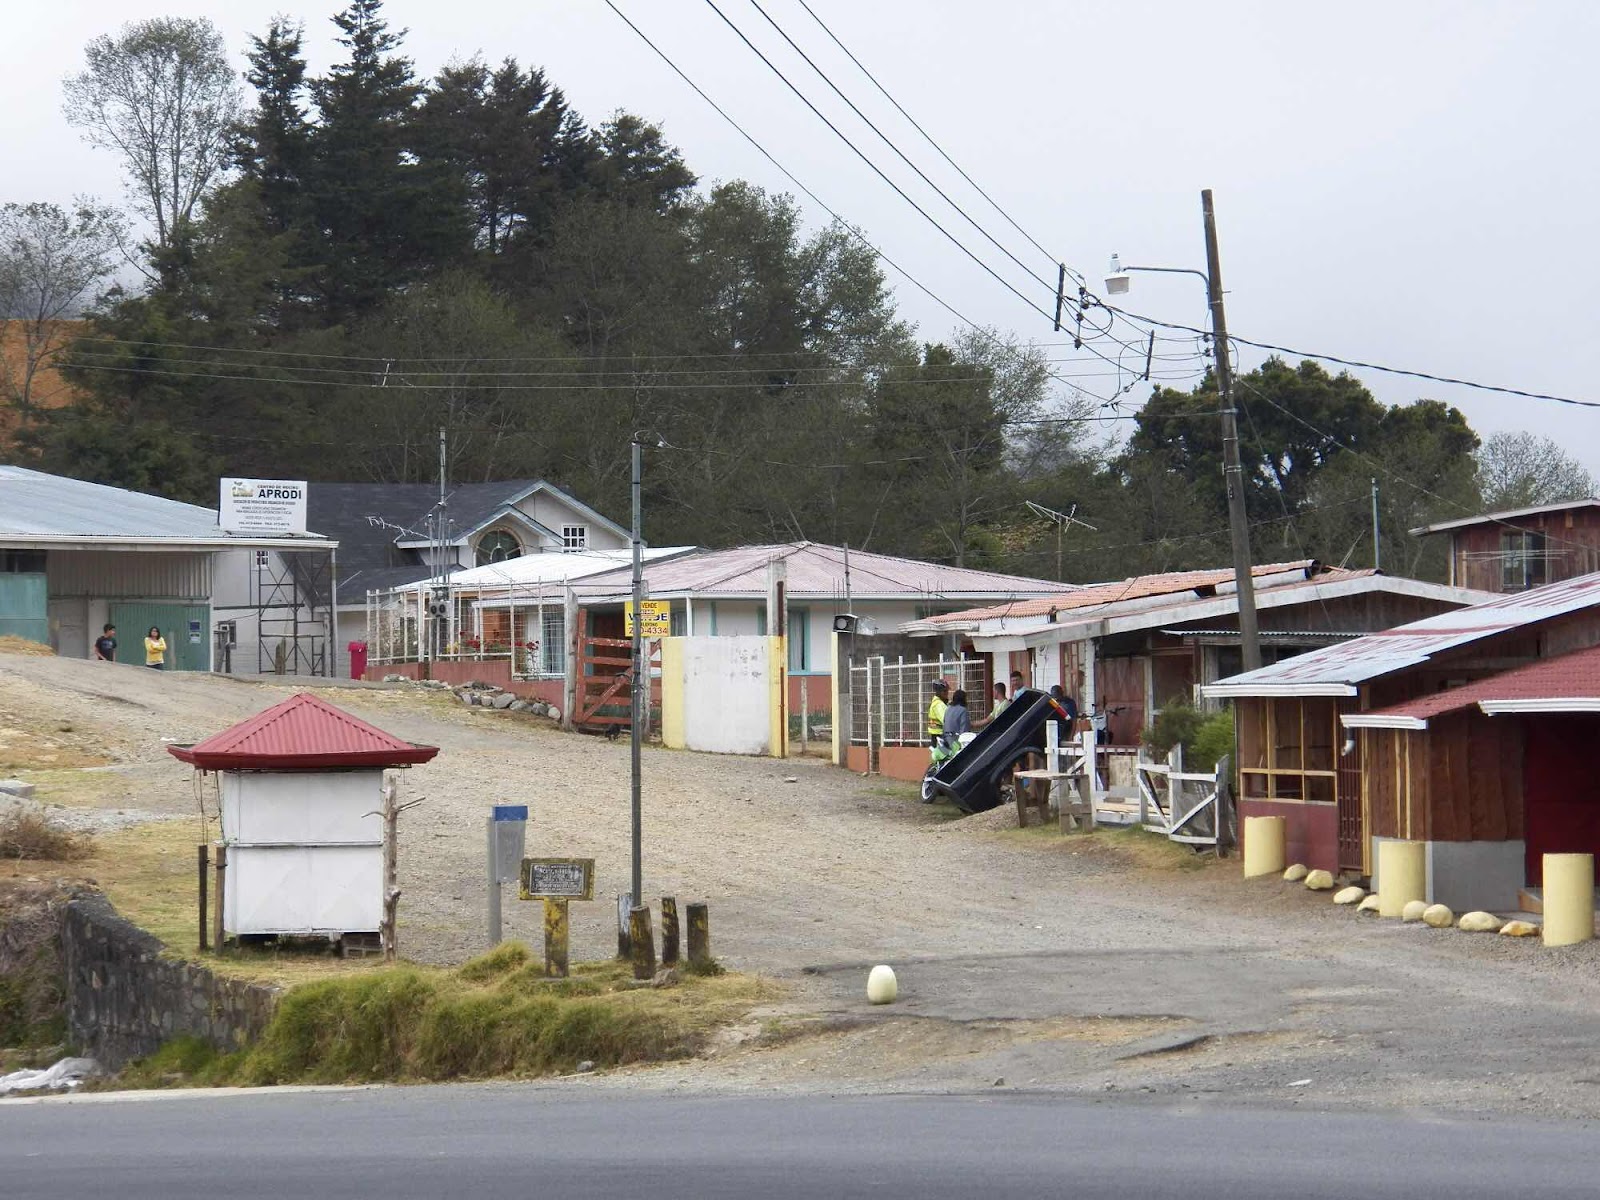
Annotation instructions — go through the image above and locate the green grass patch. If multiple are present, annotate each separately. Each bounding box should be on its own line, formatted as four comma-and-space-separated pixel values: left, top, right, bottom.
123, 946, 775, 1087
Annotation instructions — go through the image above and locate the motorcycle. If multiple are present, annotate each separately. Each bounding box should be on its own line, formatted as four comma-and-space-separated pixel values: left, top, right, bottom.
921, 731, 977, 803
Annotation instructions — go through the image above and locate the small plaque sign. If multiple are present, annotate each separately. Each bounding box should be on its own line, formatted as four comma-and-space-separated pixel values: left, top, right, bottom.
519, 857, 595, 901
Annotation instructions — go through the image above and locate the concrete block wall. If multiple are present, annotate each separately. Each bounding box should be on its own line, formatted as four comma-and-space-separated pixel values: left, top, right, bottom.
60, 892, 279, 1069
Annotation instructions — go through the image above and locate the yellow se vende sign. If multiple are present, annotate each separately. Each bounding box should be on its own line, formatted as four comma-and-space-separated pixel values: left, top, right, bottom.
624, 600, 671, 637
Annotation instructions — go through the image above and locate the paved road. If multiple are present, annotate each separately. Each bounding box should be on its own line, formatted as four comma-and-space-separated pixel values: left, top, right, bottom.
3, 1086, 1597, 1199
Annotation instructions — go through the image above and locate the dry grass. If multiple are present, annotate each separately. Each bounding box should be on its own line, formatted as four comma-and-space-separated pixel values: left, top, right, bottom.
0, 636, 54, 657
0, 809, 94, 861
0, 717, 113, 771
996, 822, 1216, 872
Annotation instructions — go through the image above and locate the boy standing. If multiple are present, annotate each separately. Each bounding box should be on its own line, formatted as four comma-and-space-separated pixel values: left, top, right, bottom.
93, 623, 118, 662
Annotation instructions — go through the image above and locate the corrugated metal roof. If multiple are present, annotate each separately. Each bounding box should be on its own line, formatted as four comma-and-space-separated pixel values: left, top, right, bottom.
1206, 572, 1600, 698
168, 692, 439, 770
1346, 644, 1600, 728
920, 561, 1322, 626
1410, 498, 1600, 537
439, 546, 695, 591
0, 465, 328, 546
571, 542, 1062, 600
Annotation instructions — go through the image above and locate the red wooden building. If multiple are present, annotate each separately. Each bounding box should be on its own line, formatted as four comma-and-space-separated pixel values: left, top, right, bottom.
1412, 498, 1600, 593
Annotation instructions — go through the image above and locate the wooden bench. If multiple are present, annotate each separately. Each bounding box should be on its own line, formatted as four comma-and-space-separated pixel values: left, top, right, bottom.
1012, 768, 1094, 832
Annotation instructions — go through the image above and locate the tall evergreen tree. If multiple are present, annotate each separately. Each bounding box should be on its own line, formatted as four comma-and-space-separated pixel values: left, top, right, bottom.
237, 18, 313, 236
305, 0, 469, 321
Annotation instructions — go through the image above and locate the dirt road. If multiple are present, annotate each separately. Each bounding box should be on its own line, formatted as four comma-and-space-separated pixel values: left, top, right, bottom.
6, 651, 1600, 1116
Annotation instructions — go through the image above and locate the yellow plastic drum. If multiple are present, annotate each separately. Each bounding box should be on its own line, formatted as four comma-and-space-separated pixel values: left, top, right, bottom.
1242, 816, 1286, 879
1542, 853, 1595, 947
1377, 840, 1426, 918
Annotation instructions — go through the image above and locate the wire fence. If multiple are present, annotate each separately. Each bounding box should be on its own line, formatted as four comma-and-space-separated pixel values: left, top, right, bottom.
848, 654, 989, 747
364, 580, 571, 679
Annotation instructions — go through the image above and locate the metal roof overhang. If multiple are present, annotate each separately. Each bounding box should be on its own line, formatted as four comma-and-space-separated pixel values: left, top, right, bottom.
1478, 697, 1600, 716
1, 534, 337, 552
1340, 712, 1430, 730
167, 743, 438, 770
1204, 681, 1359, 699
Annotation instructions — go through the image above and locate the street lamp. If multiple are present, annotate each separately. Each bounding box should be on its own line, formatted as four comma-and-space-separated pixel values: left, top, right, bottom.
1105, 191, 1261, 672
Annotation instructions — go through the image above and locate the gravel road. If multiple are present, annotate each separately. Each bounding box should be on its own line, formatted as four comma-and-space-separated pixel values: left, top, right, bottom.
6, 651, 1600, 1118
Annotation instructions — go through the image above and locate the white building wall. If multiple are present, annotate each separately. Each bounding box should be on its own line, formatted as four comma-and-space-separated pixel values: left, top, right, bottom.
673, 636, 772, 755
520, 493, 627, 551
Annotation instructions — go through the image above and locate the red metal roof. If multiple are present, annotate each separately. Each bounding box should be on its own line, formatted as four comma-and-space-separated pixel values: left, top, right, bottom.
168, 692, 439, 770
1352, 643, 1600, 727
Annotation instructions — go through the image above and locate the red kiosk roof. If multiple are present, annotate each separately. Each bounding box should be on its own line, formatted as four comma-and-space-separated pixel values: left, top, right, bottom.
167, 692, 440, 770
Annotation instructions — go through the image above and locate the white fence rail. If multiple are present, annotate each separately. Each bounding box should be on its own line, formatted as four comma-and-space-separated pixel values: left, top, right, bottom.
848, 654, 989, 749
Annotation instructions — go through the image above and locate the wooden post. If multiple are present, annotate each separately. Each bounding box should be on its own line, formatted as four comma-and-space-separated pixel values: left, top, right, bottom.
629, 904, 657, 980
660, 896, 680, 965
212, 845, 227, 953
544, 898, 570, 978
382, 777, 400, 962
197, 844, 209, 952
616, 893, 633, 959
686, 902, 711, 972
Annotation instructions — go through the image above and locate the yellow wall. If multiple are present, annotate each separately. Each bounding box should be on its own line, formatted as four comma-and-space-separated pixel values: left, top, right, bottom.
768, 635, 788, 759
660, 637, 686, 750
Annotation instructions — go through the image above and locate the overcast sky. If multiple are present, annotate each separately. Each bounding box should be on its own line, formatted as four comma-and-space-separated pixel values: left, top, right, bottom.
5, 1, 1598, 474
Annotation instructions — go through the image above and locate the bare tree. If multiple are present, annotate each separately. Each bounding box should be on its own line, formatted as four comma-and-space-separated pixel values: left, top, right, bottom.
62, 18, 241, 255
0, 200, 122, 418
1476, 430, 1597, 511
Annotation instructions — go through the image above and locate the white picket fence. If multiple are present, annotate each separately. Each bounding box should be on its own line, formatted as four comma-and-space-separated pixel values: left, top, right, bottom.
1053, 731, 1228, 849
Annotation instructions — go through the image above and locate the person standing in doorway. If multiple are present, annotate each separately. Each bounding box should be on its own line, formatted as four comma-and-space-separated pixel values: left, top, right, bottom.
1009, 670, 1026, 698
144, 626, 167, 670
93, 623, 117, 662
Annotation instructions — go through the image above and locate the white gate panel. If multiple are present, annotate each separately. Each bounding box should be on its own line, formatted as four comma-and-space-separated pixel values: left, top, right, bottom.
680, 636, 771, 755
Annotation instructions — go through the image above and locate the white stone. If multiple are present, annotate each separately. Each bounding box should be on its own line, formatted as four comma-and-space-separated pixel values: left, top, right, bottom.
866, 964, 898, 1005
1304, 869, 1335, 891
0, 780, 35, 800
547, 706, 562, 723
1401, 900, 1429, 923
1457, 911, 1503, 933
1422, 903, 1455, 928
1282, 864, 1310, 882
1357, 893, 1382, 914
1499, 920, 1539, 937
1333, 885, 1366, 905
492, 693, 517, 710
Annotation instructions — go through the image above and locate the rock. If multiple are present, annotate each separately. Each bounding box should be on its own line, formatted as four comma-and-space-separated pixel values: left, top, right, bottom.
1422, 903, 1454, 928
1401, 900, 1429, 923
1282, 864, 1309, 882
460, 692, 476, 705
529, 702, 547, 716
575, 1060, 596, 1074
783, 776, 799, 783
866, 964, 898, 1004
1304, 869, 1335, 891
651, 967, 680, 989
1458, 911, 1503, 933
1499, 920, 1539, 937
492, 693, 517, 710
992, 1077, 1005, 1088
1357, 893, 1382, 914
509, 700, 530, 712
547, 706, 562, 723
382, 673, 408, 683
1333, 885, 1366, 905
0, 780, 35, 800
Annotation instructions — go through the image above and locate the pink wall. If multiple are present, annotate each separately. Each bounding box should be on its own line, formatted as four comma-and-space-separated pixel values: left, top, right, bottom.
371, 659, 564, 707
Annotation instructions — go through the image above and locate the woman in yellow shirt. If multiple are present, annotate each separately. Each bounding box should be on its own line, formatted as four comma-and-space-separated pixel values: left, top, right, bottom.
144, 626, 167, 670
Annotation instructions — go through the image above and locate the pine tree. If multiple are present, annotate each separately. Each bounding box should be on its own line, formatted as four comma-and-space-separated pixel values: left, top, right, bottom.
305, 0, 469, 321
237, 18, 313, 236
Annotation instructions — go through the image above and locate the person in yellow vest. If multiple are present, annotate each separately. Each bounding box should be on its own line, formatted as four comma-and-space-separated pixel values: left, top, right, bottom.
144, 626, 167, 670
926, 678, 950, 743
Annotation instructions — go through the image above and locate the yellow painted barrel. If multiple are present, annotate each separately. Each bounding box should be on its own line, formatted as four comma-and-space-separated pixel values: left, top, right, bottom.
1542, 853, 1595, 947
1377, 840, 1426, 918
1242, 816, 1287, 879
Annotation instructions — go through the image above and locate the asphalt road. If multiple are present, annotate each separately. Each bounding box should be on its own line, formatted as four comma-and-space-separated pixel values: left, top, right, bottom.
3, 1086, 1598, 1199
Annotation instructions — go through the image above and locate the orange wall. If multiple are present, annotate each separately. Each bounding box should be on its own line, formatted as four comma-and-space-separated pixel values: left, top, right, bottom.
373, 659, 564, 706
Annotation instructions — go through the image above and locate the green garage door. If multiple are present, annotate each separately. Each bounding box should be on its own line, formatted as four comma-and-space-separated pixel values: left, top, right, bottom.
110, 603, 211, 671
0, 574, 48, 645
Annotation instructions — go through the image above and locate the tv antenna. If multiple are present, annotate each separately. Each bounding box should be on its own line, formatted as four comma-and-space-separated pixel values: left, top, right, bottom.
1025, 501, 1097, 583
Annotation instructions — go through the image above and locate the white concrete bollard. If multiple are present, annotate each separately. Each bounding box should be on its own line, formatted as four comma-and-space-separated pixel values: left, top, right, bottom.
866, 964, 898, 1004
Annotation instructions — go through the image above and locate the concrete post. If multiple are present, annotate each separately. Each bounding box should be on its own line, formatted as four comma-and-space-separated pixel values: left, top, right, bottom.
1543, 853, 1595, 947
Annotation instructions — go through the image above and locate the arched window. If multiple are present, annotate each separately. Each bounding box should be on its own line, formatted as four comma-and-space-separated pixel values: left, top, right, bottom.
476, 530, 521, 566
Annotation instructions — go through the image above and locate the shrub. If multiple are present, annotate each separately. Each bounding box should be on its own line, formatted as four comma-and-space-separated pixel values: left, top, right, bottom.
0, 810, 93, 861
1139, 702, 1235, 771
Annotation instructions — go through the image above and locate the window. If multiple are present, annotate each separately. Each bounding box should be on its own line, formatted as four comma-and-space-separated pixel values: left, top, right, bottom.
1501, 531, 1547, 591
540, 610, 565, 676
561, 525, 588, 552
476, 530, 521, 566
788, 607, 809, 671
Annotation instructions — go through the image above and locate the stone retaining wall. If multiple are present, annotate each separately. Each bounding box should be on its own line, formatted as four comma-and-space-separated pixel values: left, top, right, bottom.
60, 892, 279, 1068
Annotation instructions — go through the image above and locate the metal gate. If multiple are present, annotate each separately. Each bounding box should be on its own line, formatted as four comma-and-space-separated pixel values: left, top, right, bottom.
1336, 698, 1366, 872
109, 602, 211, 671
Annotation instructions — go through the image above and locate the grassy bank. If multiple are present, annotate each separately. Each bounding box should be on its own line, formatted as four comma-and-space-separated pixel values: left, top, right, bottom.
121, 944, 775, 1087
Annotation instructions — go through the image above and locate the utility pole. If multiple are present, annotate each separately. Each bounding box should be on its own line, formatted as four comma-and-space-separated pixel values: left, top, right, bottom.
1202, 189, 1260, 673
1371, 478, 1381, 571
629, 436, 644, 913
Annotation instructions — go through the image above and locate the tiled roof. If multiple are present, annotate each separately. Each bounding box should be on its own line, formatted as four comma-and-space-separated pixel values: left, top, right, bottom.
1207, 572, 1600, 697
923, 561, 1324, 625
1348, 643, 1600, 728
168, 692, 439, 770
572, 542, 1062, 600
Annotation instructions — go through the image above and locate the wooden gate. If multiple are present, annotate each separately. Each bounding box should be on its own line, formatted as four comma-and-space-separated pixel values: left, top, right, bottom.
1336, 699, 1366, 872
575, 635, 660, 731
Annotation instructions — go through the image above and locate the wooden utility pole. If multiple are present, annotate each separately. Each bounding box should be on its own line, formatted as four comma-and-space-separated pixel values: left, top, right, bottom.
381, 777, 400, 961
1202, 189, 1261, 672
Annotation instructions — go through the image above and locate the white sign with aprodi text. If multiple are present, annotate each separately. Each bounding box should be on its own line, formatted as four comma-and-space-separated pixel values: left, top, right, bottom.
220, 478, 308, 536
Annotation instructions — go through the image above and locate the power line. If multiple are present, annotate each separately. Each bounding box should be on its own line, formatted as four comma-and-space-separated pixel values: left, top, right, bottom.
602, 0, 1120, 403
792, 0, 1064, 273
744, 0, 1055, 293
